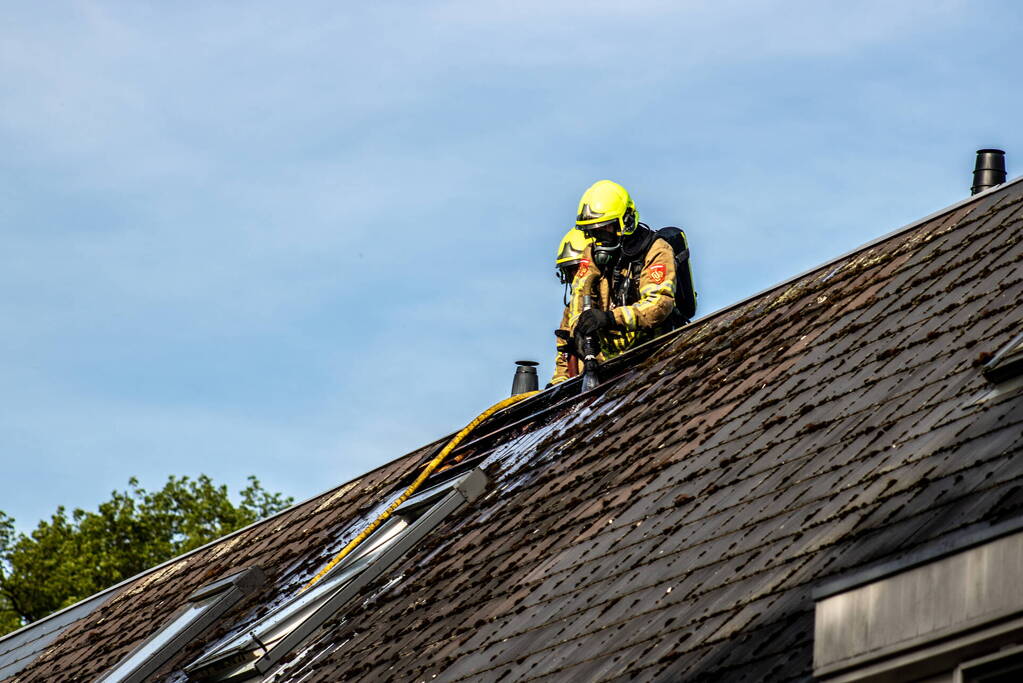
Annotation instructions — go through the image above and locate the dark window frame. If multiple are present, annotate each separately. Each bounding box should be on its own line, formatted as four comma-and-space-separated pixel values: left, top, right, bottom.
957, 643, 1023, 682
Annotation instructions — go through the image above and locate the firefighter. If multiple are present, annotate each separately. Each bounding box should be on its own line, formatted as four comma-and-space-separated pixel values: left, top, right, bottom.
551, 228, 593, 385
549, 180, 678, 386
555, 227, 592, 299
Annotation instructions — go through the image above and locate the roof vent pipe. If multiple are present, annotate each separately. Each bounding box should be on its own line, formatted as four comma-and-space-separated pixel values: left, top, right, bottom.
972, 149, 1006, 195
511, 360, 539, 396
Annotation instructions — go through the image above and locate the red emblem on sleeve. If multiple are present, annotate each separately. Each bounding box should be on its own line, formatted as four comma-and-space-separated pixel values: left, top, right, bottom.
576, 258, 590, 278
648, 263, 666, 284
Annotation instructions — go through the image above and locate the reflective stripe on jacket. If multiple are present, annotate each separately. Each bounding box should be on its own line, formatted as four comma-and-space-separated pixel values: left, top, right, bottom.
550, 238, 677, 384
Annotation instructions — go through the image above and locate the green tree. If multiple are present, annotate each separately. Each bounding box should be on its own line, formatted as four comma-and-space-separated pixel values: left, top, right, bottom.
0, 475, 292, 636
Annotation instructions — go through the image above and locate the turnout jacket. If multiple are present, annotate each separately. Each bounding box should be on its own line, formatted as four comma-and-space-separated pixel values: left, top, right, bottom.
551, 236, 677, 384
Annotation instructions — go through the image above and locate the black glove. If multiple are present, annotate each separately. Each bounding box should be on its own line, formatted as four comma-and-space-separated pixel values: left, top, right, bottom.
576, 309, 613, 336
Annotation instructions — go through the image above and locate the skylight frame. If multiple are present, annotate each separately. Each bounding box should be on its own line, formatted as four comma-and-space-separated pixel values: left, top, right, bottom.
184, 514, 416, 678
983, 330, 1023, 384
184, 468, 488, 682
96, 566, 264, 683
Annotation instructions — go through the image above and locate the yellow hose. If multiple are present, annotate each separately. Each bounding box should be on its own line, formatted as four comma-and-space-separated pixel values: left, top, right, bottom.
303, 390, 539, 591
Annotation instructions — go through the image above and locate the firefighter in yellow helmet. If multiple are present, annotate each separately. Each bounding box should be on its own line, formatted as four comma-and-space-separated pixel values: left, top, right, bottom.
555, 227, 592, 301
551, 228, 593, 384
549, 180, 679, 385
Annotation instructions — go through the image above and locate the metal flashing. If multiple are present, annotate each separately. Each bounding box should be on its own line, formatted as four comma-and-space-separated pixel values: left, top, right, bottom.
453, 466, 489, 501
398, 471, 475, 510
188, 566, 265, 603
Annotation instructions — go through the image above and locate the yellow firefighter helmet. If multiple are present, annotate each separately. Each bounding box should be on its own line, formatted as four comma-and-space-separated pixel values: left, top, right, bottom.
575, 180, 639, 237
555, 227, 592, 280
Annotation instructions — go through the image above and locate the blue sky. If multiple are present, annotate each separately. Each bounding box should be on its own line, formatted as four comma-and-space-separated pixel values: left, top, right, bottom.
2, 1, 1021, 530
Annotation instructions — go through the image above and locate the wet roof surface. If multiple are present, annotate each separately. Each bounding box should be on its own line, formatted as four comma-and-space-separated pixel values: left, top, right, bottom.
6, 180, 1023, 682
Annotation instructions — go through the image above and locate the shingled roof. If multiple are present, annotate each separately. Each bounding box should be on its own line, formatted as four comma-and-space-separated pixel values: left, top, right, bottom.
4, 177, 1023, 682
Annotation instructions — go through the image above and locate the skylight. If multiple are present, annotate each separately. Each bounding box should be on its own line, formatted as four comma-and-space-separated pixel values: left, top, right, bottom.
185, 468, 488, 682
186, 515, 414, 680
101, 596, 219, 683
96, 567, 263, 683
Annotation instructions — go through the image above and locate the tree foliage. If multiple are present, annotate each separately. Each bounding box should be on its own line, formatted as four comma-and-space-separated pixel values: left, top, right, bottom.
0, 475, 292, 636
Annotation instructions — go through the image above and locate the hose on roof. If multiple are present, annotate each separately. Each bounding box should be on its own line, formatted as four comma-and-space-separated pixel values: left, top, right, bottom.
302, 390, 540, 591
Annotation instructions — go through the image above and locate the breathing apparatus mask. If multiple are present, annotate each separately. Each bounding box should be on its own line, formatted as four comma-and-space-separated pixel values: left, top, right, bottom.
580, 207, 636, 268
556, 264, 577, 305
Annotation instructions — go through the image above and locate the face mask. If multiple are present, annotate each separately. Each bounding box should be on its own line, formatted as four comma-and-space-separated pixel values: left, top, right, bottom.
582, 224, 620, 268
593, 243, 620, 267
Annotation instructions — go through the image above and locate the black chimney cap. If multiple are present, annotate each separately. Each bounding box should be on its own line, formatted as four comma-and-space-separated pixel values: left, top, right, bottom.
511, 361, 539, 396
972, 149, 1006, 195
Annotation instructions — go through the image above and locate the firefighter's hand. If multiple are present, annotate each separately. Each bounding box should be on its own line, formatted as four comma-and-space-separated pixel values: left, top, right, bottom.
576, 309, 613, 336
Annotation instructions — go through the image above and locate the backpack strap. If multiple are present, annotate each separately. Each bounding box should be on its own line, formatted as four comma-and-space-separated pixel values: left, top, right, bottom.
621, 223, 656, 261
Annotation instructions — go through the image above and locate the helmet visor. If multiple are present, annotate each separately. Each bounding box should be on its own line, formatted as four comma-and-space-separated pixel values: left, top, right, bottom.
577, 216, 620, 232
556, 263, 578, 284
579, 219, 621, 246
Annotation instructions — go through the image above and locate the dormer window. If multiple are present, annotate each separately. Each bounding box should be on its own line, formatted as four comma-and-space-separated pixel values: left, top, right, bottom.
97, 567, 264, 683
813, 525, 1023, 682
185, 468, 488, 682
